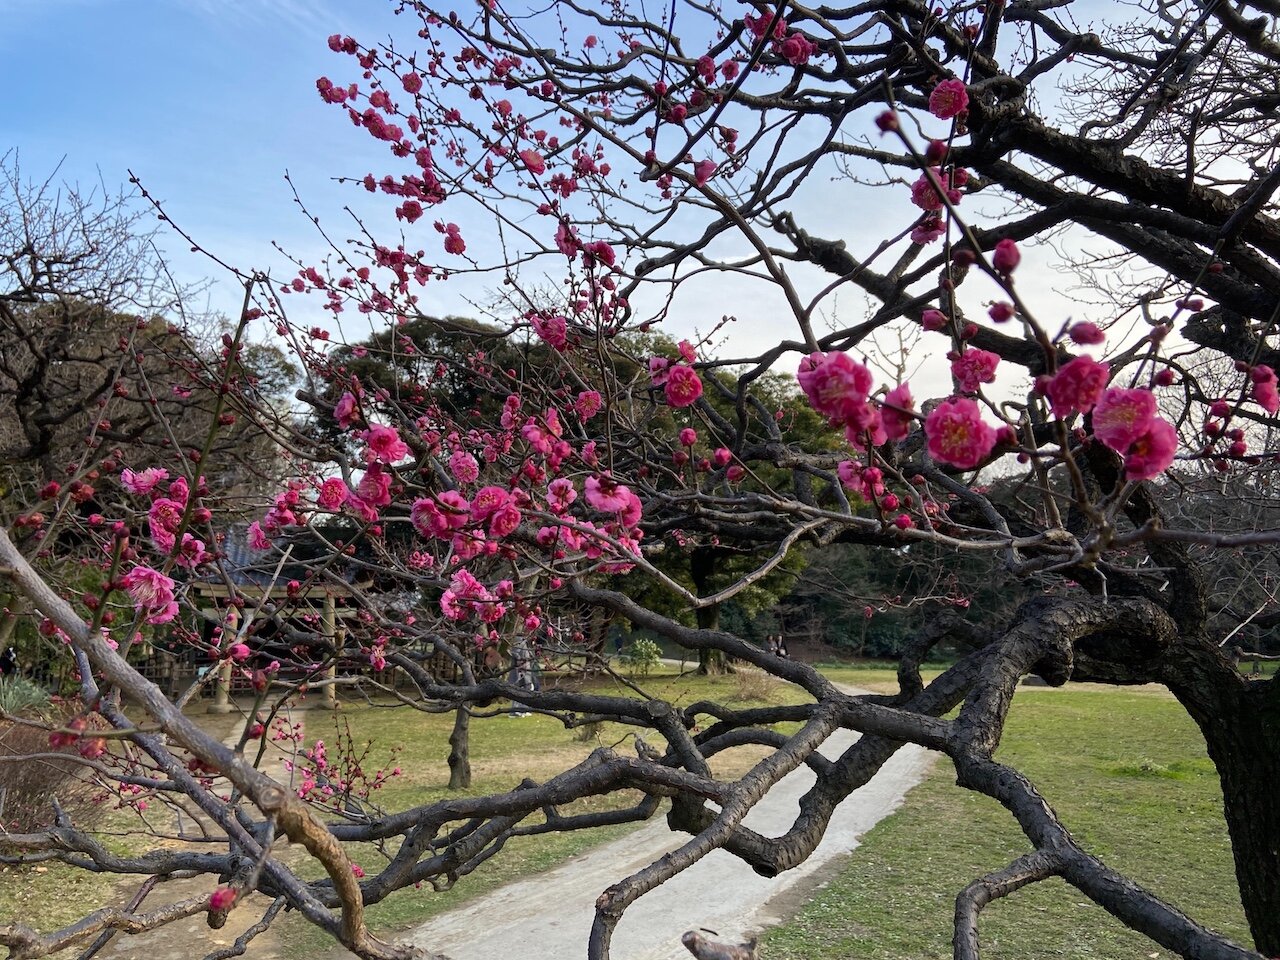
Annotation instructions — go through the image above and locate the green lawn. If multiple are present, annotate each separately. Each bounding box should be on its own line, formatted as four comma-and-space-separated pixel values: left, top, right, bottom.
764, 684, 1251, 960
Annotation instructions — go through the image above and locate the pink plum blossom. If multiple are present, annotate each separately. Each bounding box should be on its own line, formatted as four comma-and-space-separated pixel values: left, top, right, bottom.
1251, 365, 1279, 414
928, 79, 969, 120
880, 383, 915, 441
1091, 388, 1157, 453
532, 314, 568, 350
547, 477, 577, 512
449, 450, 480, 484
925, 397, 997, 469
1045, 357, 1110, 418
121, 468, 169, 496
519, 149, 546, 175
992, 238, 1021, 274
1123, 417, 1178, 480
575, 390, 603, 419
247, 521, 272, 551
585, 475, 632, 514
333, 392, 360, 428
1068, 322, 1106, 346
951, 348, 1000, 393
121, 566, 177, 624
664, 365, 703, 407
362, 424, 410, 463
469, 485, 512, 522
209, 888, 237, 912
317, 478, 349, 510
488, 501, 523, 538
797, 351, 873, 424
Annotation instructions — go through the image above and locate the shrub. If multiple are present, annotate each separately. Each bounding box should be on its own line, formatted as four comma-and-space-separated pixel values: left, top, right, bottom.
0, 676, 52, 718
618, 638, 662, 677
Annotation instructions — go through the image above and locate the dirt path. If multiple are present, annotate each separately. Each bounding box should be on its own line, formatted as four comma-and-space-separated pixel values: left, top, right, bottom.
403, 689, 934, 960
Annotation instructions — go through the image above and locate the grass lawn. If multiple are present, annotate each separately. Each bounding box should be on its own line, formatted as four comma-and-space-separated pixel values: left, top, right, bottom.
764, 683, 1251, 960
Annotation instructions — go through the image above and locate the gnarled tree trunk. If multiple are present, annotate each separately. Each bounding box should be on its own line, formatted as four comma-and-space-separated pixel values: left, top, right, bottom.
447, 706, 471, 790
1166, 647, 1280, 955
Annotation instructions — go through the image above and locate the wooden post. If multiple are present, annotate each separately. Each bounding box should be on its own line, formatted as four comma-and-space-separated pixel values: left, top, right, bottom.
208, 604, 239, 714
320, 593, 339, 710
208, 660, 233, 714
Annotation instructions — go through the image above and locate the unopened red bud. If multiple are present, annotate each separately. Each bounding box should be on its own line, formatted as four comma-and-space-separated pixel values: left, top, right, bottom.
988, 301, 1014, 323
992, 238, 1020, 274
875, 110, 899, 133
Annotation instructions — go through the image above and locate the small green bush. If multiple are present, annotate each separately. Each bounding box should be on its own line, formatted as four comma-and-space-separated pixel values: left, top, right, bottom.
0, 676, 51, 718
618, 638, 662, 677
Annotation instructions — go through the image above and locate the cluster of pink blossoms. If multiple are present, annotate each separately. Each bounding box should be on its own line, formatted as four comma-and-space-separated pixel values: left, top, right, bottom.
126, 470, 209, 568
1091, 388, 1178, 480
797, 351, 915, 450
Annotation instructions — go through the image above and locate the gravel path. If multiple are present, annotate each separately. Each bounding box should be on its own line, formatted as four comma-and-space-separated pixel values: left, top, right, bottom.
406, 692, 933, 960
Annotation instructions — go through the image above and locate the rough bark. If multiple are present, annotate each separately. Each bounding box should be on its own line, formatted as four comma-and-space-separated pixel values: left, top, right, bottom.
447, 706, 472, 790
1164, 646, 1280, 956
691, 547, 727, 676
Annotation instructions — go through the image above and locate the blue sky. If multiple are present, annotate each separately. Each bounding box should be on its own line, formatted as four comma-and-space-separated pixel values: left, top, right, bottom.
4, 0, 1100, 381
4, 0, 400, 318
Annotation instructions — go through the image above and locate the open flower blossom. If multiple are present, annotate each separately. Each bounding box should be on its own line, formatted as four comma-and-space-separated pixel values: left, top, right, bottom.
547, 477, 577, 512
925, 397, 997, 469
487, 501, 523, 538
1045, 356, 1110, 418
333, 391, 360, 428
317, 477, 349, 510
585, 475, 632, 513
575, 390, 603, 419
910, 169, 962, 211
1251, 364, 1279, 414
247, 520, 272, 551
1087, 386, 1179, 479
519, 149, 546, 175
797, 351, 873, 425
929, 78, 969, 120
532, 314, 568, 350
362, 424, 410, 463
121, 565, 178, 624
844, 402, 886, 450
1123, 418, 1179, 480
449, 450, 479, 484
469, 485, 512, 522
663, 364, 703, 407
121, 467, 169, 496
950, 348, 1000, 393
1091, 387, 1157, 452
